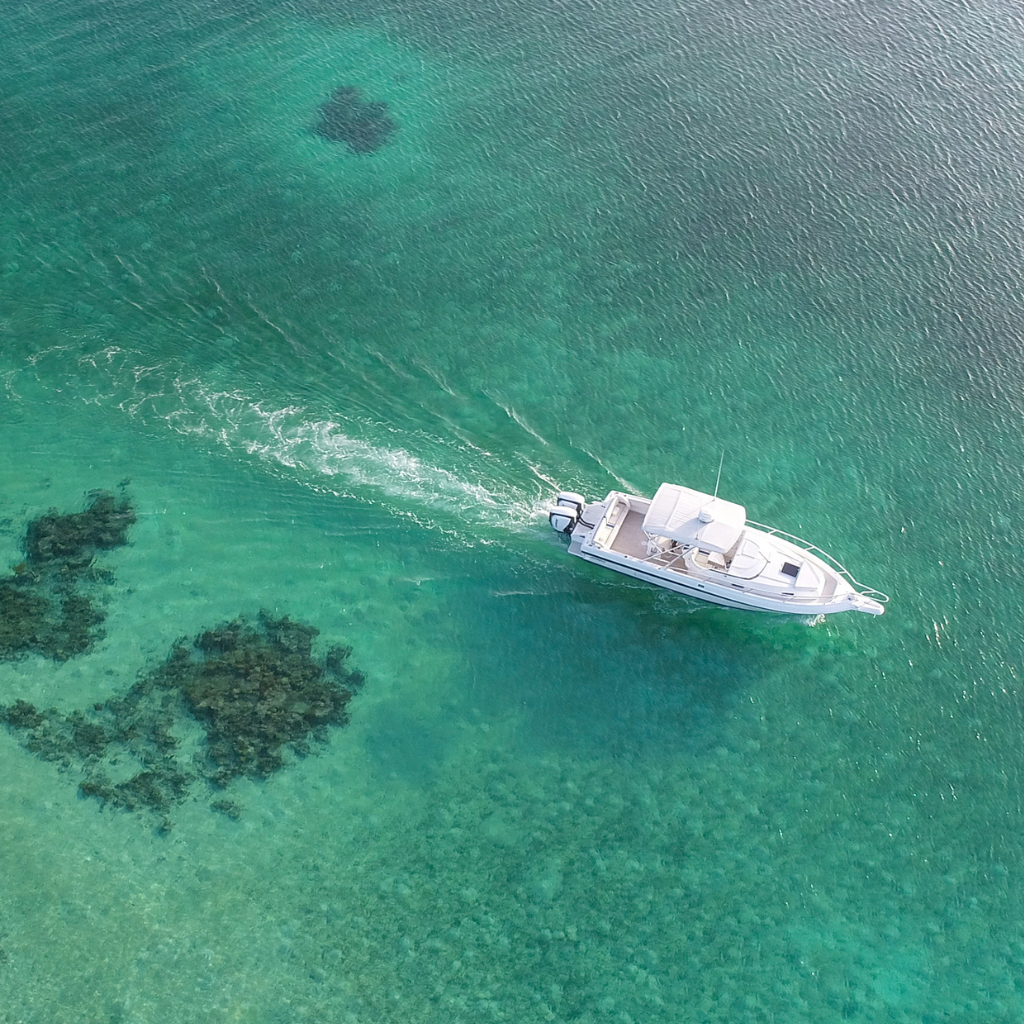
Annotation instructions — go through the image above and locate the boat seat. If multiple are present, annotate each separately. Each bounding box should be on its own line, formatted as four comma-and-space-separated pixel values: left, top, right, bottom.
646, 535, 676, 557
689, 549, 727, 571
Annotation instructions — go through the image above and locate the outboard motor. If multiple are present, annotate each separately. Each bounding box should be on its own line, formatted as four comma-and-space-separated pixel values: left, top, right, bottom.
548, 491, 587, 535
548, 506, 579, 534
555, 491, 586, 516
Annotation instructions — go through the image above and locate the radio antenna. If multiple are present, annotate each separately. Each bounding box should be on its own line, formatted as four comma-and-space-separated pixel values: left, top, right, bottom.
713, 450, 725, 500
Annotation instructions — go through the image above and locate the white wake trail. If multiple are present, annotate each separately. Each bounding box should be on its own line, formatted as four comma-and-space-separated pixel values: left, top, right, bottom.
153, 377, 551, 532
9, 345, 566, 536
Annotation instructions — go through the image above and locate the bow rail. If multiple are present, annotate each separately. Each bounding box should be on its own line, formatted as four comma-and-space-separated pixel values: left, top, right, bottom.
746, 520, 889, 604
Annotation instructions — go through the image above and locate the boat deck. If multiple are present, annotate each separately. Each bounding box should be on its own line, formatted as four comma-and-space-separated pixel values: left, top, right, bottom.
608, 509, 655, 559
604, 504, 841, 598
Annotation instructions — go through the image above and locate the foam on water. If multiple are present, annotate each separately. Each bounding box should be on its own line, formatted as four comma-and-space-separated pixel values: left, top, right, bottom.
163, 383, 511, 512
8, 342, 552, 536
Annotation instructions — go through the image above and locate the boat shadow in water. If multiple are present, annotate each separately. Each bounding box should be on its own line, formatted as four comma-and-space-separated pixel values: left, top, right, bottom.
361, 703, 451, 787
457, 574, 819, 760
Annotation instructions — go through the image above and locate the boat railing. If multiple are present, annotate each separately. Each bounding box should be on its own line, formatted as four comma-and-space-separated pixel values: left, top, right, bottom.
639, 544, 887, 609
746, 520, 890, 604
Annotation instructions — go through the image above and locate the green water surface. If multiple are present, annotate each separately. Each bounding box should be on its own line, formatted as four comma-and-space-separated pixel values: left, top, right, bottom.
2, 0, 1024, 1020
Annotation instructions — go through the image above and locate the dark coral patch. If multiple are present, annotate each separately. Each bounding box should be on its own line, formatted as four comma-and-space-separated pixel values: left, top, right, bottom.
25, 492, 135, 563
0, 613, 364, 825
314, 85, 397, 154
0, 491, 133, 662
210, 798, 242, 820
0, 579, 106, 662
179, 612, 354, 783
80, 769, 191, 817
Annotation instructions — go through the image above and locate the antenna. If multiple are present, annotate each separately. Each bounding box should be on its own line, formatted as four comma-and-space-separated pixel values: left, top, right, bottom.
713, 450, 725, 500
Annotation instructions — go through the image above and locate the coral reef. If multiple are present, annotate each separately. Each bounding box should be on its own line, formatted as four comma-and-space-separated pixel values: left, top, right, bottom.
79, 769, 190, 816
313, 85, 397, 154
0, 577, 106, 662
25, 492, 135, 563
210, 798, 242, 820
179, 612, 356, 783
0, 491, 133, 662
0, 613, 364, 825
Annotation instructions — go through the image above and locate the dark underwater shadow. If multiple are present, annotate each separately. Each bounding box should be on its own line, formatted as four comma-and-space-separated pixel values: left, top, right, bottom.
360, 702, 451, 786
451, 560, 825, 762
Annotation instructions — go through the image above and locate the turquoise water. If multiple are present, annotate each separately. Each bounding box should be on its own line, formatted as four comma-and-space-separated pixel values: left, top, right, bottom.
2, 0, 1024, 1019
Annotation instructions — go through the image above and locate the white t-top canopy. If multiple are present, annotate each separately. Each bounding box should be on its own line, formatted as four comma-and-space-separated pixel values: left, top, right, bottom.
642, 483, 747, 554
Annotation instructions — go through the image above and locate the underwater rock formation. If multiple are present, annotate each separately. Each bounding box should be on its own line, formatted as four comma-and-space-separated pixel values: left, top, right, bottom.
25, 492, 135, 563
0, 491, 134, 662
178, 612, 359, 783
210, 798, 242, 820
0, 582, 105, 663
314, 85, 397, 154
0, 613, 364, 825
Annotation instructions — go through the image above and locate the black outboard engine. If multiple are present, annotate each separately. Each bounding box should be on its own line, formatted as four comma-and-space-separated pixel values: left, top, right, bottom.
548, 491, 587, 535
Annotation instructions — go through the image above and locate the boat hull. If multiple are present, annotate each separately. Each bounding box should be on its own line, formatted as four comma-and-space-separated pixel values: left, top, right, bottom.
573, 547, 869, 614
561, 491, 885, 616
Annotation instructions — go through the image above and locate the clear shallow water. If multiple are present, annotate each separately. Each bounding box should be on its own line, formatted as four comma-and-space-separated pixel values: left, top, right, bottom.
2, 0, 1024, 1020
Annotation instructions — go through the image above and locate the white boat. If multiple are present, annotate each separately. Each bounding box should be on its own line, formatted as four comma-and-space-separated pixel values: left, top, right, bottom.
548, 483, 887, 616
